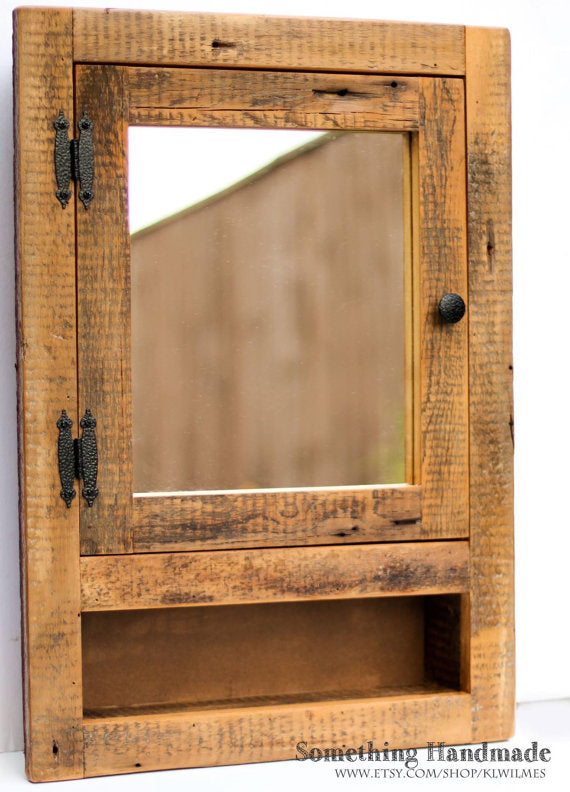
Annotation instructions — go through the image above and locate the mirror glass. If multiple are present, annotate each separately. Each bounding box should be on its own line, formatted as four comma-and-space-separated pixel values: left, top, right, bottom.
129, 128, 407, 492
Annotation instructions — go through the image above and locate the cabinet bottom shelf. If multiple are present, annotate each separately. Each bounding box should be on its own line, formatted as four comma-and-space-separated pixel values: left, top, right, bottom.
83, 680, 457, 719
81, 594, 469, 776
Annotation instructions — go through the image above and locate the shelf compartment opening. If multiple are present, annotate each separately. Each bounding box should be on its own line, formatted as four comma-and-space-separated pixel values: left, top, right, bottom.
82, 594, 466, 717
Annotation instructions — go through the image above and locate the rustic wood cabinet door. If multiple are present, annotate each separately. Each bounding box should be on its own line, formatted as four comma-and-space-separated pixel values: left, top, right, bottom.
75, 65, 468, 557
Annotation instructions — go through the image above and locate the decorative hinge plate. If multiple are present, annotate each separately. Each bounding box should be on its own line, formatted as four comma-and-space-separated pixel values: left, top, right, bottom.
54, 110, 94, 210
57, 409, 99, 507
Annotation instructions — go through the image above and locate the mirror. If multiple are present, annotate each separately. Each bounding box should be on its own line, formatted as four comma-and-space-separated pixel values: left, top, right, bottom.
129, 128, 407, 492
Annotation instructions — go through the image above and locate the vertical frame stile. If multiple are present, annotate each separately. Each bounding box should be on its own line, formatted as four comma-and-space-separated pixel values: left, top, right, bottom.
76, 65, 133, 555
417, 78, 469, 538
466, 27, 515, 741
13, 7, 84, 781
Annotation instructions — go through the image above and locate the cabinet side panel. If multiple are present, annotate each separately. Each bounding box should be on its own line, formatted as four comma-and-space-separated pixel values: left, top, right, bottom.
466, 27, 515, 741
13, 8, 84, 781
417, 78, 469, 538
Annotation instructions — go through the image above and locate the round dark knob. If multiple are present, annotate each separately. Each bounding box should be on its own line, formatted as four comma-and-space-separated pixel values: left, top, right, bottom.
439, 293, 466, 324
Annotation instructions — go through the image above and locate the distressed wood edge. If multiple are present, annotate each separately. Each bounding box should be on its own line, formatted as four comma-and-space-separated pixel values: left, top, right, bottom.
465, 26, 515, 742
72, 8, 466, 75
82, 691, 472, 776
80, 541, 470, 611
13, 7, 84, 782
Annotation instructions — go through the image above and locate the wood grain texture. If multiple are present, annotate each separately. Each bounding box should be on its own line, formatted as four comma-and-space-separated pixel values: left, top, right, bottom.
133, 486, 422, 552
13, 7, 83, 782
82, 691, 471, 776
417, 78, 469, 538
127, 68, 419, 129
465, 28, 515, 742
73, 9, 465, 75
80, 542, 469, 611
75, 65, 133, 555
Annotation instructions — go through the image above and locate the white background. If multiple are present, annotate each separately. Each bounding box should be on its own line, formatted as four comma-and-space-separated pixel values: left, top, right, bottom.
1, 0, 569, 765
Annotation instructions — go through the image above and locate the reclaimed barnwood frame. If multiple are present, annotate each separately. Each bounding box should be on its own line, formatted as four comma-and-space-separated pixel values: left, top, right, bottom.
14, 7, 513, 781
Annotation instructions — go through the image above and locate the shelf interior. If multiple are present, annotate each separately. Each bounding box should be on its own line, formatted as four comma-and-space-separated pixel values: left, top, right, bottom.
82, 595, 464, 718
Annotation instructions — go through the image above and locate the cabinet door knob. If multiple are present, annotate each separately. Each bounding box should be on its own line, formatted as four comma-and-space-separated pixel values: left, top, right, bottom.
439, 293, 466, 324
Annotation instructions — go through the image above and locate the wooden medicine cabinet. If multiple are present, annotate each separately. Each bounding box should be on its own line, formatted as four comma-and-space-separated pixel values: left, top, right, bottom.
14, 7, 514, 782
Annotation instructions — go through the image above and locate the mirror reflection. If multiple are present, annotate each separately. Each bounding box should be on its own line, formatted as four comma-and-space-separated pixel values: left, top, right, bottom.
129, 128, 406, 492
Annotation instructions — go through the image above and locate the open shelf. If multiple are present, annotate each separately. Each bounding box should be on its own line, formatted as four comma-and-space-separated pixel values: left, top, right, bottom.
80, 594, 469, 775
82, 594, 465, 719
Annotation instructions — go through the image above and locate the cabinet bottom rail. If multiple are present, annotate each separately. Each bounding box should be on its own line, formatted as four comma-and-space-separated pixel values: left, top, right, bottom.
82, 689, 472, 777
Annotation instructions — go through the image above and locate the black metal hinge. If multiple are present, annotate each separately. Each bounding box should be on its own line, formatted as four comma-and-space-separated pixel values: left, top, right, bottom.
54, 110, 94, 210
56, 409, 99, 508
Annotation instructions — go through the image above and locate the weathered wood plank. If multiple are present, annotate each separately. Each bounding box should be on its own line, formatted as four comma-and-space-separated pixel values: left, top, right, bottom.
133, 485, 422, 552
82, 691, 472, 776
13, 7, 83, 782
465, 27, 515, 742
73, 10, 465, 75
417, 78, 469, 537
127, 68, 420, 129
80, 541, 469, 611
76, 65, 133, 555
